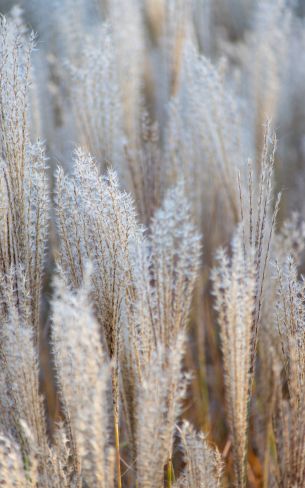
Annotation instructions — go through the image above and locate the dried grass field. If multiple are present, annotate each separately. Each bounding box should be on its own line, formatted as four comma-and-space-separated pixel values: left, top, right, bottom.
1, 1, 305, 487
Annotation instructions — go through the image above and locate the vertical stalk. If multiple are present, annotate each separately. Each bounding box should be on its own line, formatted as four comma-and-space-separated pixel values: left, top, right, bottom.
114, 412, 122, 488
167, 457, 173, 488
112, 366, 122, 488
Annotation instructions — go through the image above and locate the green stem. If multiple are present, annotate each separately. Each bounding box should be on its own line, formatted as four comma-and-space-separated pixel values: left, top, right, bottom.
167, 457, 173, 488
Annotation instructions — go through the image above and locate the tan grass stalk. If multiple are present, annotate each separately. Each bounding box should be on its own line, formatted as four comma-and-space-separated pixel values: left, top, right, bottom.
212, 229, 256, 488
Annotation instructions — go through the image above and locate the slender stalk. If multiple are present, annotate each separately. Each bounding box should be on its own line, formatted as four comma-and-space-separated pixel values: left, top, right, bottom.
112, 366, 122, 488
167, 457, 173, 488
114, 413, 122, 488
